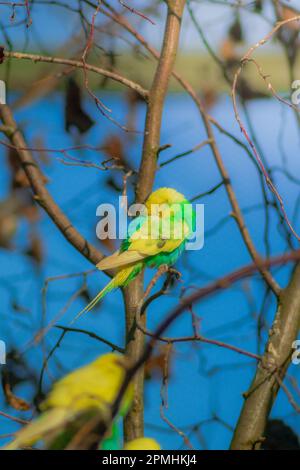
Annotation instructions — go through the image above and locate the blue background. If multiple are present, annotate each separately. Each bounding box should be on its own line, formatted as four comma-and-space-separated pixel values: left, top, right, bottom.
0, 91, 299, 449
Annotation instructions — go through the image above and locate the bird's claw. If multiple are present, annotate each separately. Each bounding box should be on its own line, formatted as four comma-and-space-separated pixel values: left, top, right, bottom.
167, 267, 182, 280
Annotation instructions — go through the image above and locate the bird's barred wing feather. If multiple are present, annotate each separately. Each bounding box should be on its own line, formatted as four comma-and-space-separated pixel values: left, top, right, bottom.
126, 211, 190, 256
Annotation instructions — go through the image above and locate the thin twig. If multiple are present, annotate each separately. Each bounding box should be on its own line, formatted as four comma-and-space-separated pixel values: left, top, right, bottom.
0, 410, 29, 425
55, 325, 124, 353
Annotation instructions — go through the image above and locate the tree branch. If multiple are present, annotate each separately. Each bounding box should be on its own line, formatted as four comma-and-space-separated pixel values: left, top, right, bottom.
3, 50, 149, 101
55, 325, 125, 353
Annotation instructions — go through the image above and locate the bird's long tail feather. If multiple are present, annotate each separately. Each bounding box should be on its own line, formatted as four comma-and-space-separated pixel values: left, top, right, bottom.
71, 279, 115, 324
71, 264, 141, 324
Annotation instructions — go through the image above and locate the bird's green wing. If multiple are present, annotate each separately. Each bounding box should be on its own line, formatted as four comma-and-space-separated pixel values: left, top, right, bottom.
100, 421, 121, 450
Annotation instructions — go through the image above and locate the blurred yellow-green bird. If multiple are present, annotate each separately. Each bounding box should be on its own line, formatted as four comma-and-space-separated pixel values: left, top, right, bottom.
123, 437, 161, 450
4, 353, 133, 450
74, 187, 194, 320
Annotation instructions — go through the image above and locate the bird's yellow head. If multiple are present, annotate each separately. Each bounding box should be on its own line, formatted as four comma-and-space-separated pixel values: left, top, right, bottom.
145, 187, 187, 214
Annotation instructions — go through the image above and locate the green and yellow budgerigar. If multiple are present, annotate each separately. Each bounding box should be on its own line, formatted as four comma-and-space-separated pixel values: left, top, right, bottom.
75, 187, 194, 320
4, 353, 133, 450
123, 437, 161, 450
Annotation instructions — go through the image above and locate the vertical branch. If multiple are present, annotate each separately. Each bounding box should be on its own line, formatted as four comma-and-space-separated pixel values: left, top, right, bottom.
230, 263, 300, 450
136, 0, 185, 202
123, 0, 186, 442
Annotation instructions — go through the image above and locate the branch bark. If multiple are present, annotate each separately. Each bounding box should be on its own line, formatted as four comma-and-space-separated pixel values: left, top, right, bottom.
230, 263, 300, 450
123, 0, 186, 441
